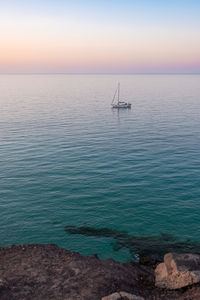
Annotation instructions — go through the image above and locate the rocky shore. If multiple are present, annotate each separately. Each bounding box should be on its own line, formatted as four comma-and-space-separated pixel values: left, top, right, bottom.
1, 244, 200, 300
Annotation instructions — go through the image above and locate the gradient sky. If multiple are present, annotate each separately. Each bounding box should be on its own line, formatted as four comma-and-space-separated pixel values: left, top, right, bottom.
0, 0, 200, 73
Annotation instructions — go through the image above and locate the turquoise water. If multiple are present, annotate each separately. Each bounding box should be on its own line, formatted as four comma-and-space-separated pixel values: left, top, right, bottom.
1, 74, 200, 261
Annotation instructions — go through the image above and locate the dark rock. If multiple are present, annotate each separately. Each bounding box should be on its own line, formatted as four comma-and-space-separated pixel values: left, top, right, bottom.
0, 278, 8, 291
1, 244, 200, 299
0, 244, 153, 300
139, 256, 159, 268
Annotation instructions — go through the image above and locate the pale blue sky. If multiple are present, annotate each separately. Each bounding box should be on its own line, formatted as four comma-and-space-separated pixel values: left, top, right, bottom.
0, 0, 200, 73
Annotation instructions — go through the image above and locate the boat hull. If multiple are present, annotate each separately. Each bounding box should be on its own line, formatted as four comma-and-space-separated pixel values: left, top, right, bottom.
112, 103, 131, 109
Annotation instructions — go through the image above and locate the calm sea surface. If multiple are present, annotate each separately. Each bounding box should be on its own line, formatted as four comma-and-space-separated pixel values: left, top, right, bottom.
0, 74, 200, 261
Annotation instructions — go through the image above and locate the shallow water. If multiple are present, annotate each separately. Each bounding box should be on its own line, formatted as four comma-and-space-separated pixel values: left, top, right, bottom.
0, 74, 200, 261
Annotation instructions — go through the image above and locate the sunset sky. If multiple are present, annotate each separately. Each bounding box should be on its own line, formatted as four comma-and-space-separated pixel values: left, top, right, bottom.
1, 0, 200, 73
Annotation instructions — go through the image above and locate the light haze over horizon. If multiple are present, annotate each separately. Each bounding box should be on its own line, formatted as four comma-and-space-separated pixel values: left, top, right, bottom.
1, 0, 200, 74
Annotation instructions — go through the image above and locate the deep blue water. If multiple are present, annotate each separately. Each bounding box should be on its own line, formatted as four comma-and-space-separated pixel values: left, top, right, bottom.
0, 74, 200, 261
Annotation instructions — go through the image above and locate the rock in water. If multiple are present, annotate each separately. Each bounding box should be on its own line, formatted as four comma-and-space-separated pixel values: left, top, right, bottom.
155, 253, 200, 289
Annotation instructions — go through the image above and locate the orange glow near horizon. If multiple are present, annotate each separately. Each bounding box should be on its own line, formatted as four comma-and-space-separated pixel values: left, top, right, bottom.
1, 3, 200, 73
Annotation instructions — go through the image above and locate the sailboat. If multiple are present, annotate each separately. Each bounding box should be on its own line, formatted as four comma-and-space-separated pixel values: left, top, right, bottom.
111, 83, 131, 109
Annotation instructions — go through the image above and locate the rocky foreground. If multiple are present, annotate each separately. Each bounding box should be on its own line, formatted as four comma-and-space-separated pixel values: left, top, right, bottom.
1, 244, 200, 300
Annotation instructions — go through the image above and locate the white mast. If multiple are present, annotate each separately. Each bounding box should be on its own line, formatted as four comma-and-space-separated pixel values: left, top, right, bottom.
118, 82, 120, 104
111, 85, 118, 104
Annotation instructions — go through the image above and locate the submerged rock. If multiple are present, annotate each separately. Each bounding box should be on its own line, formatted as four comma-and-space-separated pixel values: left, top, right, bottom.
64, 225, 200, 262
155, 253, 200, 289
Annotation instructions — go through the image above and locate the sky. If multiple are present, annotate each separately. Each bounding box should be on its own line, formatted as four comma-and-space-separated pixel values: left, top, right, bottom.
0, 0, 200, 73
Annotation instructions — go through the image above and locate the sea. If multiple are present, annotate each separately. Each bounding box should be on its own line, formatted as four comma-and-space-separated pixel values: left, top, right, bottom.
0, 74, 200, 262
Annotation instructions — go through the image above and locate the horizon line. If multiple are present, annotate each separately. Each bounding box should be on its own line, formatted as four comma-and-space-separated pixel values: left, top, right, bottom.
0, 72, 200, 75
